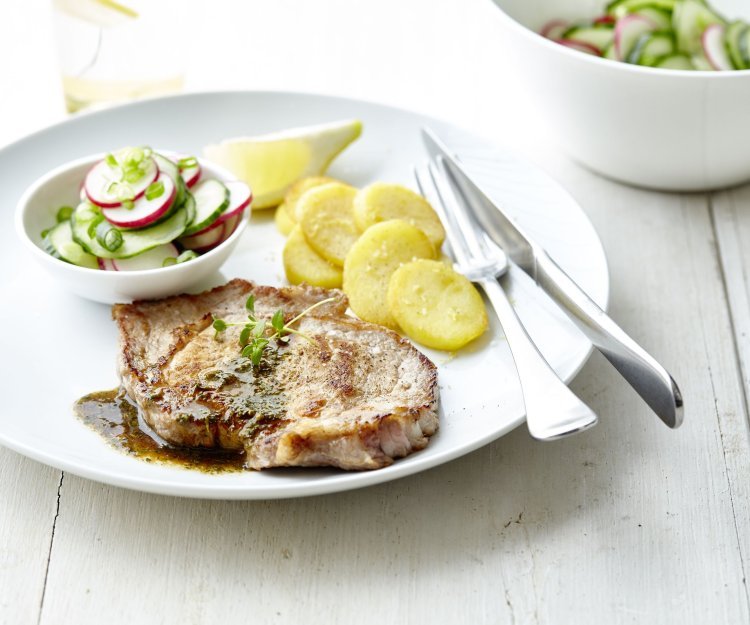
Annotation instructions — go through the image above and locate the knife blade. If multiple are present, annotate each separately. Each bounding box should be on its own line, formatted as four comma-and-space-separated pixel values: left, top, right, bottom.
421, 126, 684, 429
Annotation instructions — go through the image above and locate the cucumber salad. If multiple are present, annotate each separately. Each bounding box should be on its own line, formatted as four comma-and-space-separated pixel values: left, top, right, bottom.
42, 147, 252, 271
542, 0, 750, 70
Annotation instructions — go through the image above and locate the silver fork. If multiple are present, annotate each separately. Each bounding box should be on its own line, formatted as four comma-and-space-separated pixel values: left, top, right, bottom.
415, 158, 598, 440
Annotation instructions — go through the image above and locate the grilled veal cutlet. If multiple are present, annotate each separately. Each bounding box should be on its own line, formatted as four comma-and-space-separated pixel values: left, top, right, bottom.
112, 279, 439, 470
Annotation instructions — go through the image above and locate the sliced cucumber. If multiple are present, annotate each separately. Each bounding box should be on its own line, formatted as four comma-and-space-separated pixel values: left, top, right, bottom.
183, 190, 196, 227
153, 152, 187, 208
673, 0, 725, 55
112, 243, 179, 271
562, 25, 615, 50
43, 220, 99, 269
691, 52, 714, 69
603, 42, 618, 59
740, 26, 750, 68
653, 52, 695, 68
615, 14, 658, 60
634, 7, 672, 30
607, 0, 678, 19
628, 31, 676, 64
71, 201, 189, 259
725, 21, 748, 69
181, 179, 230, 236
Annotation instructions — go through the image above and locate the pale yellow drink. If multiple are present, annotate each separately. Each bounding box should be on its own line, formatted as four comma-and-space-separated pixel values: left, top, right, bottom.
53, 0, 184, 112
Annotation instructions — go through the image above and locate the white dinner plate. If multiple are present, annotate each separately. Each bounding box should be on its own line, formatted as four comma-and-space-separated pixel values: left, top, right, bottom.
0, 91, 608, 499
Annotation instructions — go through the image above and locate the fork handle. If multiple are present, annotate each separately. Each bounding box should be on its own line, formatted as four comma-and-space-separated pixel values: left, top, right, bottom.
479, 276, 598, 440
535, 249, 683, 428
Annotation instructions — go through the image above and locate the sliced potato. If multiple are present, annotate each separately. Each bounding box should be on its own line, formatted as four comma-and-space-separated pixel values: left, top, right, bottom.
343, 220, 435, 328
387, 259, 487, 351
299, 182, 359, 266
285, 175, 339, 222
274, 203, 295, 236
353, 183, 446, 249
283, 225, 343, 288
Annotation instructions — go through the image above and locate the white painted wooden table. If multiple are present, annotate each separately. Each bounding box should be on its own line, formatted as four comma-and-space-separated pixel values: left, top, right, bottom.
2, 1, 749, 623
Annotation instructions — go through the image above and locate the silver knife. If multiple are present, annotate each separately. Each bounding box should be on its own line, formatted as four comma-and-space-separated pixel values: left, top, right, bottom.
422, 127, 683, 429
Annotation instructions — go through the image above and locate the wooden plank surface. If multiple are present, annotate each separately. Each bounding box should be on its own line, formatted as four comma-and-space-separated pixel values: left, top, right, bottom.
35, 162, 750, 625
0, 451, 61, 625
709, 183, 750, 598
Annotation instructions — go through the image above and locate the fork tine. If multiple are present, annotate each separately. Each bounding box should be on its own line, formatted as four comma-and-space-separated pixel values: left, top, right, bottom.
431, 156, 495, 260
414, 164, 463, 266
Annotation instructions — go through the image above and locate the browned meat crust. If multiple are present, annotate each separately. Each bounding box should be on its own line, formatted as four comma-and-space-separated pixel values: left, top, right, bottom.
112, 279, 439, 470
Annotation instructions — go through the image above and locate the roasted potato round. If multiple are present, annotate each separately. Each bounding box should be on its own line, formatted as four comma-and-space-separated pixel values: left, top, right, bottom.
353, 183, 445, 249
387, 259, 487, 351
343, 220, 435, 328
274, 203, 295, 236
299, 182, 360, 266
286, 176, 339, 222
283, 225, 343, 288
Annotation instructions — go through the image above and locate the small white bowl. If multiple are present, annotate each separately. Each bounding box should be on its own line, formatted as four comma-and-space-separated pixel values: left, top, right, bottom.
489, 0, 750, 191
15, 152, 250, 304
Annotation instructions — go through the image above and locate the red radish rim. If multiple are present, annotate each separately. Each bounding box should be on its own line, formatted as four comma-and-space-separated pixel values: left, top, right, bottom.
593, 15, 615, 25
179, 222, 225, 250
216, 198, 251, 225
541, 19, 568, 38
98, 257, 117, 271
555, 39, 602, 55
216, 183, 252, 225
185, 214, 226, 238
184, 185, 252, 236
183, 164, 201, 188
186, 225, 230, 254
614, 14, 657, 61
169, 153, 202, 188
84, 157, 159, 208
702, 24, 731, 71
222, 215, 241, 238
101, 175, 176, 228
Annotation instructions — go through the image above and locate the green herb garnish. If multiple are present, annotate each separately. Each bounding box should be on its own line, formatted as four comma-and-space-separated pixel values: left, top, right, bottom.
177, 156, 198, 170
107, 180, 136, 203
145, 180, 164, 201
162, 250, 199, 267
212, 295, 335, 367
95, 220, 123, 252
176, 250, 198, 263
56, 205, 74, 222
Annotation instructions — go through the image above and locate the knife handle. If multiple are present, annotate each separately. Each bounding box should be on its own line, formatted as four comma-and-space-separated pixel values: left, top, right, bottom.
479, 276, 598, 440
535, 249, 683, 428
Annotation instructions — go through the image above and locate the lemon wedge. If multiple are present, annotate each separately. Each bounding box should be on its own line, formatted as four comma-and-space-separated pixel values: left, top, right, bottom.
203, 119, 363, 210
53, 0, 138, 28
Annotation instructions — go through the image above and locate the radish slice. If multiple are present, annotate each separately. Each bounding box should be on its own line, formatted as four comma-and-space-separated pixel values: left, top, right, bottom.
101, 175, 176, 229
594, 15, 615, 26
555, 39, 602, 55
180, 160, 201, 188
85, 156, 158, 208
541, 19, 568, 40
221, 214, 241, 239
178, 220, 225, 252
216, 181, 252, 225
703, 24, 733, 70
97, 257, 117, 271
112, 243, 179, 271
614, 15, 657, 61
169, 154, 201, 188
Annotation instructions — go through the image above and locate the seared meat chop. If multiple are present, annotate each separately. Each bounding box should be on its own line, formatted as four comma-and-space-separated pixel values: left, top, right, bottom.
112, 279, 438, 470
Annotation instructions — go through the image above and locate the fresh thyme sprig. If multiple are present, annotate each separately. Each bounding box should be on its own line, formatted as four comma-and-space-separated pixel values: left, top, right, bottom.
212, 294, 336, 367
